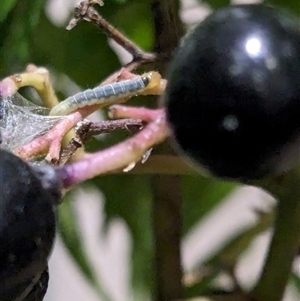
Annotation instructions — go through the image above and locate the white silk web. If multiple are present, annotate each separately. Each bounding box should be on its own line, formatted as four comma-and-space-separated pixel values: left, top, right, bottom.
0, 93, 63, 152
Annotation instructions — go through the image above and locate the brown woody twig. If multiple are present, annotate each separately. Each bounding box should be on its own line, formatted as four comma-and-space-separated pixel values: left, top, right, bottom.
67, 0, 157, 62
59, 118, 144, 164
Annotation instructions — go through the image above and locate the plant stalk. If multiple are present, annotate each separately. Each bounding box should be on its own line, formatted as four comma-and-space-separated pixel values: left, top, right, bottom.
252, 167, 300, 301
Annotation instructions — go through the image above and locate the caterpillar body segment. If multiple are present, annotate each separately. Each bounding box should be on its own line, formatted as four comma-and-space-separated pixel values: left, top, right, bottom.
49, 74, 154, 116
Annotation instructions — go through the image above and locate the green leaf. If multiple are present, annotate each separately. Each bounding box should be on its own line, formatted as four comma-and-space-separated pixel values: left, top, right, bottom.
58, 191, 112, 301
113, 0, 127, 3
182, 176, 237, 234
210, 209, 274, 267
291, 272, 300, 295
58, 195, 95, 283
92, 174, 154, 298
265, 0, 300, 15
110, 1, 154, 51
0, 0, 46, 75
201, 0, 230, 9
0, 0, 18, 22
31, 12, 120, 87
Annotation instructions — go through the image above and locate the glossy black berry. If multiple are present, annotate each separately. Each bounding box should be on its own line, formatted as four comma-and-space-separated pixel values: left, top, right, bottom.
2, 268, 50, 301
165, 4, 300, 181
24, 269, 50, 301
0, 150, 60, 300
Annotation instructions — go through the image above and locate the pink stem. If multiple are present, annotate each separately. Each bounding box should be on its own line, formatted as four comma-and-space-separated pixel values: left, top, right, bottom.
0, 78, 19, 97
58, 112, 169, 188
109, 105, 164, 121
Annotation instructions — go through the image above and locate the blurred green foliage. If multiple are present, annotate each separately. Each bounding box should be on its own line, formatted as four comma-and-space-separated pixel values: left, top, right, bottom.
201, 0, 230, 9
0, 0, 18, 22
0, 0, 299, 300
266, 0, 300, 15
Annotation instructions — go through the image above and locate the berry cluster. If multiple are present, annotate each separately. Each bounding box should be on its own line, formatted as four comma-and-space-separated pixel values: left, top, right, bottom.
1, 4, 299, 301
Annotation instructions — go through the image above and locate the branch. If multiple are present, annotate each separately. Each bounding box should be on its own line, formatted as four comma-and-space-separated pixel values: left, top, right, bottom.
57, 110, 169, 187
1, 0, 166, 162
67, 0, 156, 61
150, 1, 185, 301
0, 64, 59, 108
251, 167, 300, 301
15, 71, 166, 161
59, 118, 144, 164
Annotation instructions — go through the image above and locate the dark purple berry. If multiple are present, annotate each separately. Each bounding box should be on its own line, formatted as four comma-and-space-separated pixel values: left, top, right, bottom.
0, 150, 61, 300
165, 4, 300, 181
